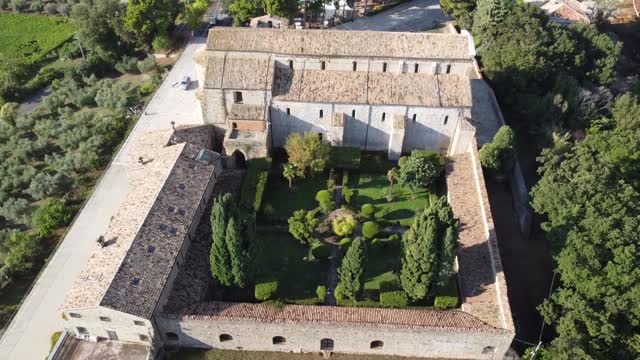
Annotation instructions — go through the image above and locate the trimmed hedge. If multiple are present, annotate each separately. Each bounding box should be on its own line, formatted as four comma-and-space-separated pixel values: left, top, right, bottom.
315, 189, 335, 213
311, 240, 330, 259
240, 158, 271, 214
380, 283, 409, 308
316, 285, 327, 303
255, 278, 278, 301
434, 296, 459, 310
342, 187, 357, 204
361, 203, 375, 219
339, 237, 352, 252
362, 221, 380, 239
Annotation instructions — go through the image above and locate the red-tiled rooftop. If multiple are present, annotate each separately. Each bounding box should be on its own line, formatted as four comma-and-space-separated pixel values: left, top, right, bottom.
165, 301, 510, 334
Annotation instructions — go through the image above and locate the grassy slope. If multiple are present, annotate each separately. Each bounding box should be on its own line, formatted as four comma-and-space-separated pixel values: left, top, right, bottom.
0, 13, 75, 63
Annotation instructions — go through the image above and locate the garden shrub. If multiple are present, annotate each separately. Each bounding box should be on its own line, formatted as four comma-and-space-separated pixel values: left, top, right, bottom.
115, 56, 139, 74
316, 285, 327, 303
29, 0, 43, 12
399, 218, 413, 227
137, 55, 156, 73
342, 187, 357, 205
311, 240, 330, 260
43, 3, 57, 14
327, 168, 338, 190
362, 221, 380, 239
239, 158, 271, 214
361, 203, 375, 219
380, 281, 409, 308
332, 215, 356, 236
152, 33, 173, 52
479, 125, 515, 173
10, 0, 26, 12
339, 237, 352, 252
315, 189, 335, 213
434, 296, 459, 310
255, 278, 278, 301
288, 209, 318, 243
32, 198, 72, 237
57, 3, 69, 15
58, 42, 81, 61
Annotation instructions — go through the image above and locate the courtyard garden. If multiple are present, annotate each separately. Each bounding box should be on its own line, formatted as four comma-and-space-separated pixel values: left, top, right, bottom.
208, 132, 460, 310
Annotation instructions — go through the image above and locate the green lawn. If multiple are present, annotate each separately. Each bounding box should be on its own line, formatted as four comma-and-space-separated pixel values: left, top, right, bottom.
354, 173, 431, 223
364, 238, 402, 298
261, 172, 328, 220
0, 13, 75, 63
255, 230, 328, 304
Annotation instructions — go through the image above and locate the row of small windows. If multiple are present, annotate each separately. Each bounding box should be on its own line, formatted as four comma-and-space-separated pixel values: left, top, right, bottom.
75, 327, 148, 342
69, 313, 145, 327
286, 108, 449, 126
287, 60, 451, 74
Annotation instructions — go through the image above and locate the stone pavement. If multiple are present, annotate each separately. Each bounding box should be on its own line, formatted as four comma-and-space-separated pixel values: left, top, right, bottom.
0, 39, 206, 360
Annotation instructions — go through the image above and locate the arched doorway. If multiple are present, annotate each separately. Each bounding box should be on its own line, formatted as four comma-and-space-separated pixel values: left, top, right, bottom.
231, 149, 247, 169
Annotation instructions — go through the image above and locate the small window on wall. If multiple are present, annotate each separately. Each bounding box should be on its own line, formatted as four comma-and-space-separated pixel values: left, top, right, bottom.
220, 334, 233, 342
382, 62, 388, 72
321, 61, 326, 70
233, 91, 243, 104
352, 110, 356, 117
69, 313, 81, 318
139, 334, 149, 342
318, 133, 323, 141
412, 114, 417, 122
134, 320, 145, 326
444, 115, 449, 125
381, 112, 386, 122
370, 340, 384, 349
286, 108, 291, 116
414, 63, 419, 73
352, 61, 357, 71
77, 327, 89, 335
319, 109, 324, 118
99, 316, 111, 322
482, 346, 495, 354
320, 338, 334, 351
273, 336, 286, 345
289, 60, 294, 69
446, 64, 451, 74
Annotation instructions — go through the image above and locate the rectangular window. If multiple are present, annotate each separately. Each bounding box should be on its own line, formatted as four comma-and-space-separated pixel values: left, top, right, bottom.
352, 62, 357, 71
382, 63, 387, 72
286, 108, 290, 116
159, 224, 167, 231
352, 110, 356, 117
139, 334, 149, 342
444, 115, 449, 125
319, 109, 323, 118
414, 63, 419, 73
169, 227, 177, 235
233, 91, 243, 104
99, 316, 111, 322
446, 64, 451, 74
321, 61, 326, 70
381, 112, 386, 121
69, 312, 81, 318
147, 245, 156, 254
77, 327, 89, 335
289, 60, 293, 69
412, 114, 417, 122
134, 320, 145, 326
131, 277, 141, 286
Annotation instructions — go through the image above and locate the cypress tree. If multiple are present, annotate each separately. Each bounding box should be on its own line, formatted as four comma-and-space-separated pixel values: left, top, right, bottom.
225, 216, 248, 288
210, 194, 233, 286
400, 196, 459, 301
337, 237, 367, 301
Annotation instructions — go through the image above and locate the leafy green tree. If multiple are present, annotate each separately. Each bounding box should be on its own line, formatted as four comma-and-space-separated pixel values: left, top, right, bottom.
531, 94, 640, 359
472, 0, 513, 43
400, 197, 459, 301
210, 194, 233, 286
225, 216, 249, 288
336, 237, 367, 301
32, 198, 73, 237
288, 209, 318, 243
611, 93, 640, 130
95, 80, 129, 110
228, 0, 259, 26
397, 150, 444, 197
562, 23, 621, 86
184, 0, 209, 31
264, 0, 298, 18
2, 232, 42, 277
71, 0, 132, 58
479, 125, 515, 173
0, 197, 31, 225
26, 172, 66, 200
440, 0, 475, 29
331, 215, 356, 237
284, 132, 330, 178
282, 162, 297, 188
124, 0, 177, 46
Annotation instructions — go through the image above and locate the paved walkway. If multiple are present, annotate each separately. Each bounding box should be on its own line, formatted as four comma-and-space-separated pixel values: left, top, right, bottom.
0, 39, 206, 360
336, 0, 451, 32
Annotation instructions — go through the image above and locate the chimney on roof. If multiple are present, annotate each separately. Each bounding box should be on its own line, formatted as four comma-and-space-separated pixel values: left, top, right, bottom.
171, 121, 175, 130
138, 156, 144, 165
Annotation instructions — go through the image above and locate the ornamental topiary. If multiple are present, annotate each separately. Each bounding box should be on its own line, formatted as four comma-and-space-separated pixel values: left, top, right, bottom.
316, 285, 327, 303
361, 203, 375, 219
255, 278, 278, 301
315, 190, 335, 213
434, 295, 459, 310
332, 215, 356, 237
362, 221, 380, 239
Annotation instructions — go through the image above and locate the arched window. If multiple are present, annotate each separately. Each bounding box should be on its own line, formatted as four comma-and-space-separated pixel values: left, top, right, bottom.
370, 340, 384, 349
165, 332, 179, 341
320, 338, 334, 351
444, 115, 449, 125
321, 61, 326, 70
412, 114, 417, 122
381, 112, 386, 121
273, 336, 286, 345
446, 64, 451, 74
219, 334, 233, 342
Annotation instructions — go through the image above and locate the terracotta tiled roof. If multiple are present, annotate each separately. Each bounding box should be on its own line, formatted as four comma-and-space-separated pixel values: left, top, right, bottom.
207, 28, 473, 60
165, 301, 510, 333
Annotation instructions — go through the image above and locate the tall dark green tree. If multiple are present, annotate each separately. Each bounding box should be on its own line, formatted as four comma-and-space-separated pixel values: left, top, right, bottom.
336, 237, 367, 301
400, 197, 459, 301
210, 194, 233, 286
531, 93, 640, 359
225, 216, 249, 288
440, 0, 475, 29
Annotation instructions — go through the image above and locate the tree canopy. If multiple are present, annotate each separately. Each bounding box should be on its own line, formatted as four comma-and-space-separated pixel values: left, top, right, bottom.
124, 0, 177, 47
284, 132, 330, 178
531, 93, 640, 359
336, 237, 367, 301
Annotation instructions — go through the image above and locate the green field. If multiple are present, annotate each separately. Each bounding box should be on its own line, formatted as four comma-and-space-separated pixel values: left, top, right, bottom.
0, 13, 75, 63
261, 172, 329, 220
